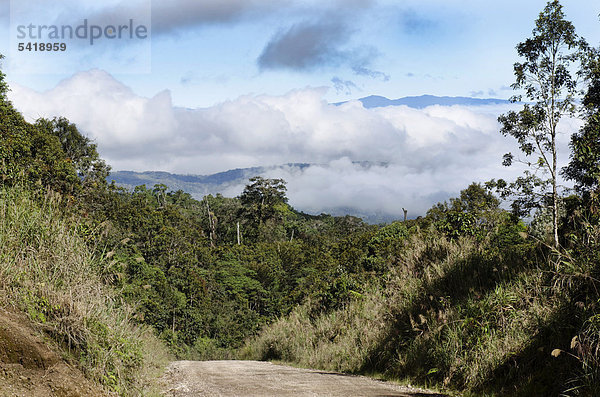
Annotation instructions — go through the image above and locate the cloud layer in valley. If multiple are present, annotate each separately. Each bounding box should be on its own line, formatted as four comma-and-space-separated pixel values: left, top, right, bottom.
8, 70, 576, 219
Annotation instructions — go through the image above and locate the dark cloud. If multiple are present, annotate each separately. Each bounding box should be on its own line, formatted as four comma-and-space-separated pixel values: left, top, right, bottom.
69, 0, 286, 36
257, 19, 388, 79
149, 0, 375, 35
150, 0, 283, 34
401, 9, 437, 35
331, 77, 359, 95
257, 20, 349, 71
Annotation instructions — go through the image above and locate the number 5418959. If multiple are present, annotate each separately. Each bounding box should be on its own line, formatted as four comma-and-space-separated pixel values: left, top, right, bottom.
18, 42, 67, 51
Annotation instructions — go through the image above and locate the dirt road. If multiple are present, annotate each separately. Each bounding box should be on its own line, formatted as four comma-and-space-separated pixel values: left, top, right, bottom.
160, 360, 446, 397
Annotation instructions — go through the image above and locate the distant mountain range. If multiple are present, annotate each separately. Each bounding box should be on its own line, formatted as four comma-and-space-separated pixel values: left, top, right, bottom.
111, 167, 262, 192
109, 164, 310, 199
109, 164, 396, 223
335, 94, 512, 109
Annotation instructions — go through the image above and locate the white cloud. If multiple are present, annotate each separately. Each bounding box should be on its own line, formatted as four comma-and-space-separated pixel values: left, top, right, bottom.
8, 70, 576, 218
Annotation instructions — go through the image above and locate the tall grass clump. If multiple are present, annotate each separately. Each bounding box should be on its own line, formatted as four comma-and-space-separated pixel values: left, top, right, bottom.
241, 288, 391, 373
0, 187, 170, 395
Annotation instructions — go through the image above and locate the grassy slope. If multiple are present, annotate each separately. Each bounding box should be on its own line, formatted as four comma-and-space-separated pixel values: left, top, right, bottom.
0, 187, 170, 396
243, 229, 592, 396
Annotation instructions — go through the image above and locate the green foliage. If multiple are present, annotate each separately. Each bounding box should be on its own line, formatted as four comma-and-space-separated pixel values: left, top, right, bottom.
564, 114, 600, 192
365, 221, 408, 272
438, 211, 478, 238
35, 117, 110, 185
369, 221, 409, 245
239, 176, 287, 208
68, 174, 383, 358
238, 176, 289, 242
427, 183, 502, 239
0, 187, 169, 396
564, 46, 600, 193
0, 83, 106, 197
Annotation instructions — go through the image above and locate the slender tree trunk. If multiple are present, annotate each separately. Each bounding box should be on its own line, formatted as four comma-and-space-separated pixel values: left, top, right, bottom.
551, 47, 559, 249
552, 137, 559, 248
206, 201, 215, 247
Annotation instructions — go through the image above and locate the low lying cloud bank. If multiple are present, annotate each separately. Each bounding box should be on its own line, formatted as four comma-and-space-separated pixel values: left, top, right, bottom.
9, 70, 575, 218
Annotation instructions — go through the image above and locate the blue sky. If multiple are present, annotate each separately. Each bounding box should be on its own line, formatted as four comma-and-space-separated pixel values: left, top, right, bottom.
1, 0, 598, 217
3, 0, 598, 107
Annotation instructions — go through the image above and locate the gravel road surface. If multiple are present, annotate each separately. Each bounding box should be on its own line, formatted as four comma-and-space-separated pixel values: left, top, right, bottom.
160, 360, 447, 397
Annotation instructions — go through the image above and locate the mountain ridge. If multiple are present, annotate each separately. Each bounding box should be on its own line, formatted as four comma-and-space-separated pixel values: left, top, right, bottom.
335, 94, 512, 109
109, 163, 396, 223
